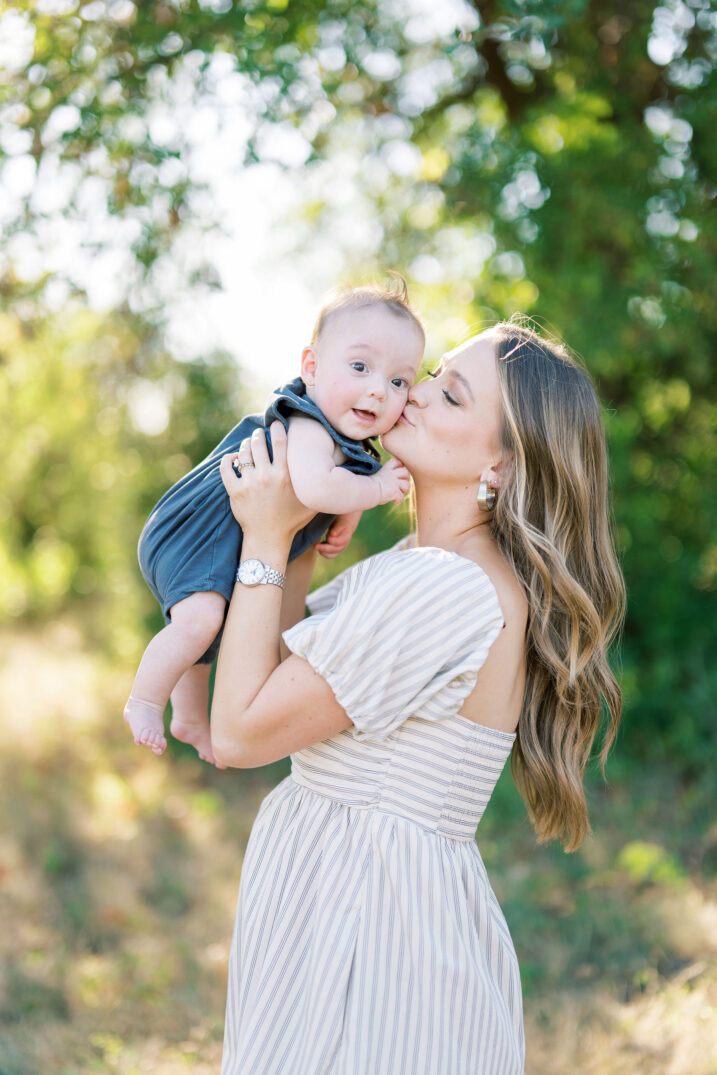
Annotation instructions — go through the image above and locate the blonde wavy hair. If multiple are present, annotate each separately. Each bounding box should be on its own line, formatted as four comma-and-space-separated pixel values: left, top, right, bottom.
489, 320, 626, 852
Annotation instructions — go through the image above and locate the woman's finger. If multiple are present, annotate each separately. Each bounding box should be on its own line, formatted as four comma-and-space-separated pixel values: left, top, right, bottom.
220, 452, 243, 493
268, 421, 288, 467
237, 436, 253, 460
249, 427, 270, 470
230, 438, 254, 477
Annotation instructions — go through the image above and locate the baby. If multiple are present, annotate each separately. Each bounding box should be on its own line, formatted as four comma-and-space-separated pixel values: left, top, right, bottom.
124, 279, 424, 761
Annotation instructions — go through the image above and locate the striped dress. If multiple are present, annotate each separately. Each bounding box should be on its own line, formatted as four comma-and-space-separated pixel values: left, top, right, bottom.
221, 545, 525, 1075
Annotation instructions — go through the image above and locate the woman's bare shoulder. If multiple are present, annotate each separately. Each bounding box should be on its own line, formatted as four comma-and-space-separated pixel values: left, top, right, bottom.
457, 543, 528, 734
465, 543, 528, 631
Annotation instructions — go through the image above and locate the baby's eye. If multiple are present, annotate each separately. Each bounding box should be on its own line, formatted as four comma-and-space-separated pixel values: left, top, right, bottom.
391, 377, 408, 389
350, 361, 367, 373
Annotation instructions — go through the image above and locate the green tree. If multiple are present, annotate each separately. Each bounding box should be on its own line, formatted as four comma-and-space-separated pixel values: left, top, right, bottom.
1, 0, 714, 762
0, 305, 250, 655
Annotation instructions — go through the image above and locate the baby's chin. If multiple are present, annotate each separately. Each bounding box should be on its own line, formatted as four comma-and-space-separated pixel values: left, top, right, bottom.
369, 412, 408, 441
367, 419, 403, 441
379, 423, 400, 452
332, 420, 379, 441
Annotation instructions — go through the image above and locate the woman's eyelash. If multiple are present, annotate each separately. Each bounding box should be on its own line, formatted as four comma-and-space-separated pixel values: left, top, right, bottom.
425, 365, 457, 402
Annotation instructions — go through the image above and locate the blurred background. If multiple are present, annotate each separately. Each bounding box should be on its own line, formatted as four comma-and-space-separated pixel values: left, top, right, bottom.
0, 1, 715, 1072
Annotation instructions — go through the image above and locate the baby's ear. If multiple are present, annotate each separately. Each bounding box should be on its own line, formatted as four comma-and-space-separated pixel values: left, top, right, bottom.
300, 346, 318, 388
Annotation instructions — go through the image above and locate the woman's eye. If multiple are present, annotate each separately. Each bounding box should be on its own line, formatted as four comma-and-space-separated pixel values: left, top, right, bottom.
351, 361, 367, 373
442, 389, 459, 406
425, 369, 438, 379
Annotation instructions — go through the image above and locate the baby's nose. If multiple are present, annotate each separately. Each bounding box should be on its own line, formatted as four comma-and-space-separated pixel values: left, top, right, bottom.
367, 377, 387, 400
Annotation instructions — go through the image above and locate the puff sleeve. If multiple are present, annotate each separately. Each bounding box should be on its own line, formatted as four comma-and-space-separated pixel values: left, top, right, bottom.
283, 547, 505, 742
305, 567, 353, 616
305, 534, 416, 616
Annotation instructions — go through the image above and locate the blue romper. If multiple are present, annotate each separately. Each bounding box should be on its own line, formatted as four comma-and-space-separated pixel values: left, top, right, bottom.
137, 378, 381, 664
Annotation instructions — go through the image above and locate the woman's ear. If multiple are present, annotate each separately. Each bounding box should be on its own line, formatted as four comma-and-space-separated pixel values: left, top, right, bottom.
300, 346, 318, 388
480, 461, 503, 489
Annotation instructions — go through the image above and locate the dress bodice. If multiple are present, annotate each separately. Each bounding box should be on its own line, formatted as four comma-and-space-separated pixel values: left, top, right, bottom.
283, 544, 516, 842
290, 714, 514, 841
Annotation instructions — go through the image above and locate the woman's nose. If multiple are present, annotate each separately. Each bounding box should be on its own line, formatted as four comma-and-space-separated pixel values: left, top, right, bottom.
407, 380, 428, 406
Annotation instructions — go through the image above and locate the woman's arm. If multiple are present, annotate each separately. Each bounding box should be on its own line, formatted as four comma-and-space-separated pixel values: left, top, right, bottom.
214, 651, 352, 767
279, 545, 317, 660
210, 424, 352, 768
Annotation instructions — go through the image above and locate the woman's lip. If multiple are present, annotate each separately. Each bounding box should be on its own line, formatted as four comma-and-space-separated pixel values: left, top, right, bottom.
398, 410, 413, 426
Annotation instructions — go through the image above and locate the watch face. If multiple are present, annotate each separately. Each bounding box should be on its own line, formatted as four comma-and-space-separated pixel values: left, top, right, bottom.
238, 558, 266, 585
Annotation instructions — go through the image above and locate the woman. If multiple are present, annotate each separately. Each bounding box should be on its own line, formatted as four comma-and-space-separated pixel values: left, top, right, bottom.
211, 321, 625, 1075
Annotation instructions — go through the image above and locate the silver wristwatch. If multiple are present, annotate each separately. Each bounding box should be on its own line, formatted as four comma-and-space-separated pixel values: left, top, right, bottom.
236, 558, 286, 590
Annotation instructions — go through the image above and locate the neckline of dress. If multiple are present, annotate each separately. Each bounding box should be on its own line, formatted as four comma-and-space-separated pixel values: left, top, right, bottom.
386, 540, 505, 620
392, 534, 487, 569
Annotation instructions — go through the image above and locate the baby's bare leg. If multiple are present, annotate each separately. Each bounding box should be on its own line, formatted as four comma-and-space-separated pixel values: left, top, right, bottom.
169, 664, 223, 766
124, 591, 226, 756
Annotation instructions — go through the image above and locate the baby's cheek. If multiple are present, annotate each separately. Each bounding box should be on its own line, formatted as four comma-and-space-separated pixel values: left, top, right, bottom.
388, 395, 408, 421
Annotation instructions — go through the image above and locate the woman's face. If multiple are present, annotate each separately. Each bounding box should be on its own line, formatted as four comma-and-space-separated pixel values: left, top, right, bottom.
381, 331, 503, 489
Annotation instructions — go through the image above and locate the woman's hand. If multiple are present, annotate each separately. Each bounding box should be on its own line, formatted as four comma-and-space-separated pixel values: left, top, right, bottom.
219, 422, 315, 544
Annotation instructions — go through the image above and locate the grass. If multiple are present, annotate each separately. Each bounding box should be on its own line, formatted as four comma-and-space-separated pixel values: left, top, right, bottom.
0, 619, 715, 1074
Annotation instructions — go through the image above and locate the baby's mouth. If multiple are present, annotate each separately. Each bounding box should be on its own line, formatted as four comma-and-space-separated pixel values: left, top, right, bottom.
352, 408, 377, 424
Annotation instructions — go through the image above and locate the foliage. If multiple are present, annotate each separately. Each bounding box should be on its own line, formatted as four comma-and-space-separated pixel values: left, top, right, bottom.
1, 0, 715, 766
0, 305, 249, 657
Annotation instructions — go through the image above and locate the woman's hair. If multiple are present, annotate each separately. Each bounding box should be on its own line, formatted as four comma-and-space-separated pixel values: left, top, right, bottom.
311, 273, 424, 346
490, 318, 626, 852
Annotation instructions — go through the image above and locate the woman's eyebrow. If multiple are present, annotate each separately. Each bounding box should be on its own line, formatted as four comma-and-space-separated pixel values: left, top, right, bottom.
449, 369, 475, 401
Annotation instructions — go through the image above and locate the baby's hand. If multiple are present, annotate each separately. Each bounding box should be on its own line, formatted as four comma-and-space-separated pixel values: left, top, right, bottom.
375, 458, 411, 505
316, 510, 363, 559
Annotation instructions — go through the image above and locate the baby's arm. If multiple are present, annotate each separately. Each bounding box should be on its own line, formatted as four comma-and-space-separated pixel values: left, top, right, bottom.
286, 416, 409, 513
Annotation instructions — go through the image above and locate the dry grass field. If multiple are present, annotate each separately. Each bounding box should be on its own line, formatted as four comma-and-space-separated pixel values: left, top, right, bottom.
1, 621, 715, 1074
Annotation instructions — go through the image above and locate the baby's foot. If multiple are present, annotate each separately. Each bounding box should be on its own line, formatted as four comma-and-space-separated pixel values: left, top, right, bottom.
124, 696, 167, 755
169, 713, 220, 766
169, 666, 223, 767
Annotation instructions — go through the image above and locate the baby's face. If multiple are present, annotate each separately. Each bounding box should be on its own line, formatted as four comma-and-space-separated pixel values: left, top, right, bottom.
303, 305, 424, 441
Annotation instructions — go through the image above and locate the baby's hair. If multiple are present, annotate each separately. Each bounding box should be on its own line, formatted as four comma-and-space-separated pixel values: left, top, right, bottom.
311, 273, 425, 346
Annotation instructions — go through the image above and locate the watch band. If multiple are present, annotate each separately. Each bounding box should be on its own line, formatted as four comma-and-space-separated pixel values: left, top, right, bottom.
236, 558, 286, 590
259, 565, 286, 589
